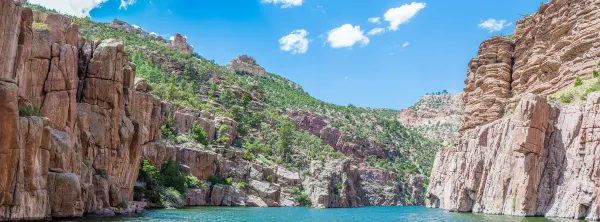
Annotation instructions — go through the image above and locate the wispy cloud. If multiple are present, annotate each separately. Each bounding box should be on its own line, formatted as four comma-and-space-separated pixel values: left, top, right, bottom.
368, 17, 381, 24
384, 2, 426, 31
367, 28, 386, 36
402, 42, 410, 47
119, 0, 136, 10
261, 0, 303, 8
478, 19, 512, 32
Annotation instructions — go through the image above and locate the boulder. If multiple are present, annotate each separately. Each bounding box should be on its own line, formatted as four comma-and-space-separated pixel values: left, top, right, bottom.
48, 172, 84, 218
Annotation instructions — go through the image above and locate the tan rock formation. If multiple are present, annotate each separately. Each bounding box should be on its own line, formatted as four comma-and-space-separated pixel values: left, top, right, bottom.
168, 33, 193, 55
227, 55, 268, 77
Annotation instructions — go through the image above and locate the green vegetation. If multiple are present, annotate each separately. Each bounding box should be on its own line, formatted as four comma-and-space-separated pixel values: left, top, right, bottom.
507, 34, 515, 41
19, 104, 42, 117
208, 175, 233, 185
559, 93, 574, 104
160, 114, 177, 140
135, 160, 201, 208
290, 187, 311, 206
216, 125, 231, 147
32, 22, 50, 31
550, 75, 600, 104
97, 168, 109, 179
266, 175, 273, 183
575, 76, 583, 87
191, 121, 208, 145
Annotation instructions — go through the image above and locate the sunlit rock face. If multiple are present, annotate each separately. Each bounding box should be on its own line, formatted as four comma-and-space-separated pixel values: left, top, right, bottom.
427, 0, 600, 220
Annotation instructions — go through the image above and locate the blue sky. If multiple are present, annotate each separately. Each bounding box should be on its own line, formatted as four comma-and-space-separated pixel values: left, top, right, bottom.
31, 0, 544, 109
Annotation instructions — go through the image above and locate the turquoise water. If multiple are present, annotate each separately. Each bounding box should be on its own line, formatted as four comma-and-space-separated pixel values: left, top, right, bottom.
73, 206, 583, 222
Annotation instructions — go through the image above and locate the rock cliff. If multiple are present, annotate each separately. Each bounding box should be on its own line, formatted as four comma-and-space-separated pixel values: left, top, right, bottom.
427, 0, 600, 220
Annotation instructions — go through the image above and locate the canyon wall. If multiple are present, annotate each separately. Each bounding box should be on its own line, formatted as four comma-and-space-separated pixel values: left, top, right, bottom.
427, 0, 600, 220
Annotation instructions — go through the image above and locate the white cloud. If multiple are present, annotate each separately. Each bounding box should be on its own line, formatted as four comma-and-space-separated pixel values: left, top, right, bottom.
261, 0, 303, 8
169, 36, 175, 41
279, 29, 309, 54
344, 76, 348, 80
367, 28, 385, 36
132, 24, 140, 29
327, 24, 369, 48
28, 0, 108, 17
478, 19, 511, 32
368, 17, 380, 24
119, 0, 136, 9
150, 32, 158, 36
403, 42, 410, 47
384, 2, 426, 31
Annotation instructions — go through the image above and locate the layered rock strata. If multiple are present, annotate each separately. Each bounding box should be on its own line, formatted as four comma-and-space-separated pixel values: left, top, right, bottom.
427, 0, 600, 220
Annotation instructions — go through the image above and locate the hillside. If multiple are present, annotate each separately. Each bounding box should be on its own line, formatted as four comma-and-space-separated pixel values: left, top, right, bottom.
0, 1, 442, 220
397, 92, 463, 146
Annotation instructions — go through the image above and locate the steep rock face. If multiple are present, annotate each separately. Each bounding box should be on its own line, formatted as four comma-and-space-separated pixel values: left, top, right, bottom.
0, 1, 169, 219
461, 37, 514, 131
398, 93, 463, 145
302, 159, 362, 208
428, 0, 600, 220
227, 55, 268, 77
358, 166, 426, 206
512, 0, 600, 97
168, 33, 193, 56
428, 92, 600, 220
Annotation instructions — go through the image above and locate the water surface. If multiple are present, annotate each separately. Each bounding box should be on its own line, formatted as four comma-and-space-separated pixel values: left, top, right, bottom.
70, 206, 584, 222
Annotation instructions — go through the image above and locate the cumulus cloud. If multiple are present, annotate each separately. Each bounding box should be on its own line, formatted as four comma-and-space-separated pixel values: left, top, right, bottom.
279, 29, 309, 54
367, 28, 385, 36
28, 0, 108, 17
327, 24, 369, 48
384, 2, 426, 31
132, 24, 140, 29
261, 0, 303, 8
149, 32, 159, 36
169, 36, 175, 41
403, 42, 410, 47
478, 19, 512, 32
119, 0, 136, 9
368, 17, 381, 24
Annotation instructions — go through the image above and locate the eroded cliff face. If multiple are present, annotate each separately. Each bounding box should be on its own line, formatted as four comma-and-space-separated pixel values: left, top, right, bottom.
427, 0, 600, 220
0, 1, 161, 219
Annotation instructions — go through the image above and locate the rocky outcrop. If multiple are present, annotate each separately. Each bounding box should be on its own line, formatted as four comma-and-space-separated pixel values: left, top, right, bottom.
428, 92, 600, 220
0, 1, 170, 219
461, 37, 514, 131
168, 33, 193, 56
302, 159, 362, 208
227, 55, 268, 77
398, 93, 463, 145
428, 1, 600, 219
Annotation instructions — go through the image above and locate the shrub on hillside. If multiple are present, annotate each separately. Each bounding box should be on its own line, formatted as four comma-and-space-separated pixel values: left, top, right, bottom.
575, 76, 583, 87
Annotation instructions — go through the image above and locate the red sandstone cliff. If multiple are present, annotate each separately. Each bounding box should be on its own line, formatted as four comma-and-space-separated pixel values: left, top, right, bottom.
427, 0, 600, 220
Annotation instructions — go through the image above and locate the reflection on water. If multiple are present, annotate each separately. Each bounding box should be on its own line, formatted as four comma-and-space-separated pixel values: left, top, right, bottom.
55, 206, 586, 222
